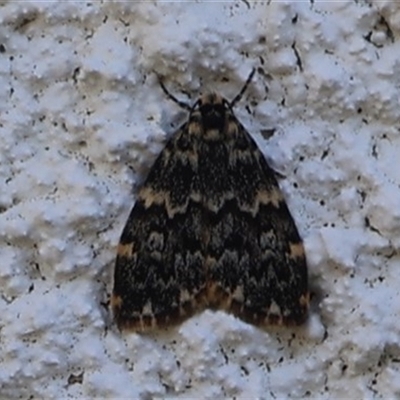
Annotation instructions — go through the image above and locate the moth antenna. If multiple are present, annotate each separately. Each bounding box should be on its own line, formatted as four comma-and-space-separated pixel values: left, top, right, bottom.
229, 68, 256, 108
157, 76, 192, 111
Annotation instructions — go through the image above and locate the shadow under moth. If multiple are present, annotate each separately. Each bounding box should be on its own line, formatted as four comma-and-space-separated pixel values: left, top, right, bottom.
112, 70, 309, 332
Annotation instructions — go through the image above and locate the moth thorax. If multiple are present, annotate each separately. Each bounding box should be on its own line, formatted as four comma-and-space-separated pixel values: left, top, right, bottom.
199, 93, 227, 131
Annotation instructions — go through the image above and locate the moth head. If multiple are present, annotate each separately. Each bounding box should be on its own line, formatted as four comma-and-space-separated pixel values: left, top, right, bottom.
196, 93, 230, 130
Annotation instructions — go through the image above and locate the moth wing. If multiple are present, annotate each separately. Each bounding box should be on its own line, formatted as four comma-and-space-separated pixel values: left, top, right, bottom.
203, 119, 309, 325
112, 124, 207, 331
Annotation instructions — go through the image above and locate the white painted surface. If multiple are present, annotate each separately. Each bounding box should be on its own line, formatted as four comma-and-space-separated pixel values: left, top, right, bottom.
1, 1, 400, 398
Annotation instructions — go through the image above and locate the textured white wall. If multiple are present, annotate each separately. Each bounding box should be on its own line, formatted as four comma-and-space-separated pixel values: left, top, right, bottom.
1, 1, 400, 398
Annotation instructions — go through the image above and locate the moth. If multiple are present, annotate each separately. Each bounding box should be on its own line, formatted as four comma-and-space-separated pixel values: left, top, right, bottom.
112, 70, 309, 332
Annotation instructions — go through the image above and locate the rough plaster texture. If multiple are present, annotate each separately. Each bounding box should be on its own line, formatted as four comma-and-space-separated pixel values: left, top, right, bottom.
1, 1, 400, 398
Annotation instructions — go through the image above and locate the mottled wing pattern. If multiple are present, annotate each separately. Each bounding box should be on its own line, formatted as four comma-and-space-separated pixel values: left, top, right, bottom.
112, 123, 208, 331
113, 89, 309, 332
201, 110, 308, 325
